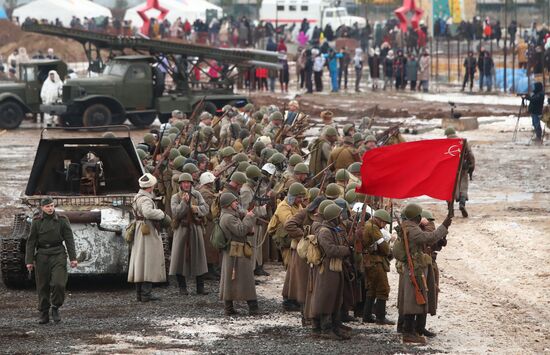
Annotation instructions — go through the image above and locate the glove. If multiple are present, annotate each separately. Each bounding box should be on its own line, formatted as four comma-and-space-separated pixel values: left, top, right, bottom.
162, 214, 172, 227
442, 216, 452, 228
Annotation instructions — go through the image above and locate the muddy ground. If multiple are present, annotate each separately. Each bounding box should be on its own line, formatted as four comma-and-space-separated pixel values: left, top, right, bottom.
0, 89, 549, 354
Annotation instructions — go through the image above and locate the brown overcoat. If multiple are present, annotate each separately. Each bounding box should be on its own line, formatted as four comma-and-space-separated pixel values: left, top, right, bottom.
284, 209, 315, 304
307, 220, 350, 318
219, 207, 257, 301
397, 220, 447, 315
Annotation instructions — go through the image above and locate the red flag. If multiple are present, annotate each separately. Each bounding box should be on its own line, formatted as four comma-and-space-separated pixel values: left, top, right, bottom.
356, 139, 463, 200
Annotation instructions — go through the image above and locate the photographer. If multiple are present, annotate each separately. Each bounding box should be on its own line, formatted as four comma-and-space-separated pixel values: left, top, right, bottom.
524, 82, 545, 142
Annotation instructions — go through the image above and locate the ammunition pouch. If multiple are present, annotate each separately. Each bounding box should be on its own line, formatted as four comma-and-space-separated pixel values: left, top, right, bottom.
140, 223, 151, 236
229, 241, 252, 259
124, 221, 136, 243
290, 238, 298, 250
329, 257, 343, 272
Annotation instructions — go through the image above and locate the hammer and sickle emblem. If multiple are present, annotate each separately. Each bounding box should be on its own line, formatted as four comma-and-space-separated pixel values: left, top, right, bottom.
445, 145, 461, 156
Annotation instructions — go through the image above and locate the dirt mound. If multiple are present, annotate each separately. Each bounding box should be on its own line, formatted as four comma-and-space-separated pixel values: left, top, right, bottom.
0, 20, 87, 62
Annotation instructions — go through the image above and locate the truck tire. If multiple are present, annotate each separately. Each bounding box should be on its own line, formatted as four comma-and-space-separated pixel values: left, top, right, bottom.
202, 101, 218, 116
82, 103, 112, 127
0, 214, 33, 289
0, 101, 25, 129
128, 113, 157, 127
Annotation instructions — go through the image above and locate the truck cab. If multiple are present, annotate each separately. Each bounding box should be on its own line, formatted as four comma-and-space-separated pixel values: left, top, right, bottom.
52, 55, 158, 127
0, 60, 67, 129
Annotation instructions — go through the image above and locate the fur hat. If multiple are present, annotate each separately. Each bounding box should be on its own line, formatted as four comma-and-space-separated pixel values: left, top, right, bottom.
139, 173, 158, 188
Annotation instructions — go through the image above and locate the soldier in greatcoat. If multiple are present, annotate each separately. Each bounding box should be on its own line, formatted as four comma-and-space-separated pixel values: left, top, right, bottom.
128, 173, 171, 302
170, 173, 210, 295
308, 204, 352, 340
396, 203, 451, 344
219, 193, 264, 316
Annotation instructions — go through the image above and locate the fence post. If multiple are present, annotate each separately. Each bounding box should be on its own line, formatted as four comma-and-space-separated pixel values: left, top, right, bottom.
436, 36, 439, 84
457, 38, 461, 84
511, 41, 516, 93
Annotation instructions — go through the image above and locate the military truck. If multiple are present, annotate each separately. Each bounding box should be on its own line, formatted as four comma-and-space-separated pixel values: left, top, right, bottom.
22, 23, 282, 128
0, 127, 163, 288
0, 60, 67, 129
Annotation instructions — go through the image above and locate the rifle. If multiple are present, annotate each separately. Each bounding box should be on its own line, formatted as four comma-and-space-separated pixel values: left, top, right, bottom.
247, 178, 271, 212
273, 103, 288, 144
367, 105, 378, 129
395, 214, 426, 305
152, 126, 186, 178
305, 162, 335, 188
376, 123, 402, 146
353, 194, 370, 253
151, 126, 165, 168
183, 96, 206, 146
447, 138, 466, 218
191, 129, 201, 160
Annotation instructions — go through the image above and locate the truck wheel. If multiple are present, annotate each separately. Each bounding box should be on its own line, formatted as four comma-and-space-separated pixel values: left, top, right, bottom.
0, 101, 24, 129
202, 101, 218, 116
82, 104, 112, 127
0, 214, 33, 289
128, 113, 157, 127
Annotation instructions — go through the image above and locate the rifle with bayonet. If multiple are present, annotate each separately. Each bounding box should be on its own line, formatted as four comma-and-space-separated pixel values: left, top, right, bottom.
394, 213, 426, 305
273, 102, 288, 144
305, 162, 335, 188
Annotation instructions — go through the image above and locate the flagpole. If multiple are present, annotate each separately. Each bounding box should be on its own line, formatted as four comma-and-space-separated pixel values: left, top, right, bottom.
448, 138, 466, 218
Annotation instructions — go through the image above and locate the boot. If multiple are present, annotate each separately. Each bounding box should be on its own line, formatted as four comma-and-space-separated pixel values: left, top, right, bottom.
396, 315, 404, 333
224, 301, 237, 316
135, 283, 142, 302
415, 313, 436, 337
51, 306, 61, 323
311, 317, 321, 334
375, 299, 395, 325
247, 300, 266, 316
319, 314, 343, 340
340, 309, 356, 323
332, 313, 352, 340
402, 314, 426, 344
254, 265, 270, 276
38, 310, 49, 324
459, 197, 468, 218
196, 275, 209, 295
362, 296, 376, 323
282, 298, 300, 312
176, 275, 188, 295
141, 282, 160, 302
354, 301, 364, 318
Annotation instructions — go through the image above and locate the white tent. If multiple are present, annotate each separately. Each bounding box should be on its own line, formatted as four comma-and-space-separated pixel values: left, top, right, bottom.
12, 0, 112, 26
124, 0, 222, 28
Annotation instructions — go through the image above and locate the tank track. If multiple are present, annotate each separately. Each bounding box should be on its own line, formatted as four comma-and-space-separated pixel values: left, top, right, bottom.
0, 213, 32, 288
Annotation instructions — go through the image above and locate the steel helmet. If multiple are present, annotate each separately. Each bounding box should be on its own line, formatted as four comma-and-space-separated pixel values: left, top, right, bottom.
246, 165, 263, 179
143, 133, 156, 145
268, 152, 286, 165
169, 148, 180, 161
220, 192, 237, 208
347, 162, 361, 174
178, 172, 194, 183
230, 171, 247, 185
403, 203, 423, 220
373, 209, 392, 223
288, 154, 304, 166
309, 187, 320, 201
172, 155, 186, 170
323, 204, 343, 221
182, 162, 199, 174
344, 189, 357, 205
325, 183, 341, 199
288, 182, 307, 197
178, 145, 191, 157
237, 161, 250, 172
136, 149, 148, 160
294, 163, 309, 175
318, 200, 335, 215
335, 169, 350, 181
444, 127, 457, 136
232, 152, 249, 163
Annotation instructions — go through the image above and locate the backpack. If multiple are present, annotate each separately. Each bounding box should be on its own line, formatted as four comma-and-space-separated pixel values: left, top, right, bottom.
210, 217, 228, 250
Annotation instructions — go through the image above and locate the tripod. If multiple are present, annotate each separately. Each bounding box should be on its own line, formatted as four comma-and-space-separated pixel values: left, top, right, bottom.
512, 96, 527, 142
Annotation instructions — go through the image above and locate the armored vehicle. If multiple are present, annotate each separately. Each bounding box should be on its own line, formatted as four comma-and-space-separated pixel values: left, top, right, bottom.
0, 127, 155, 288
0, 60, 67, 129
22, 23, 281, 128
